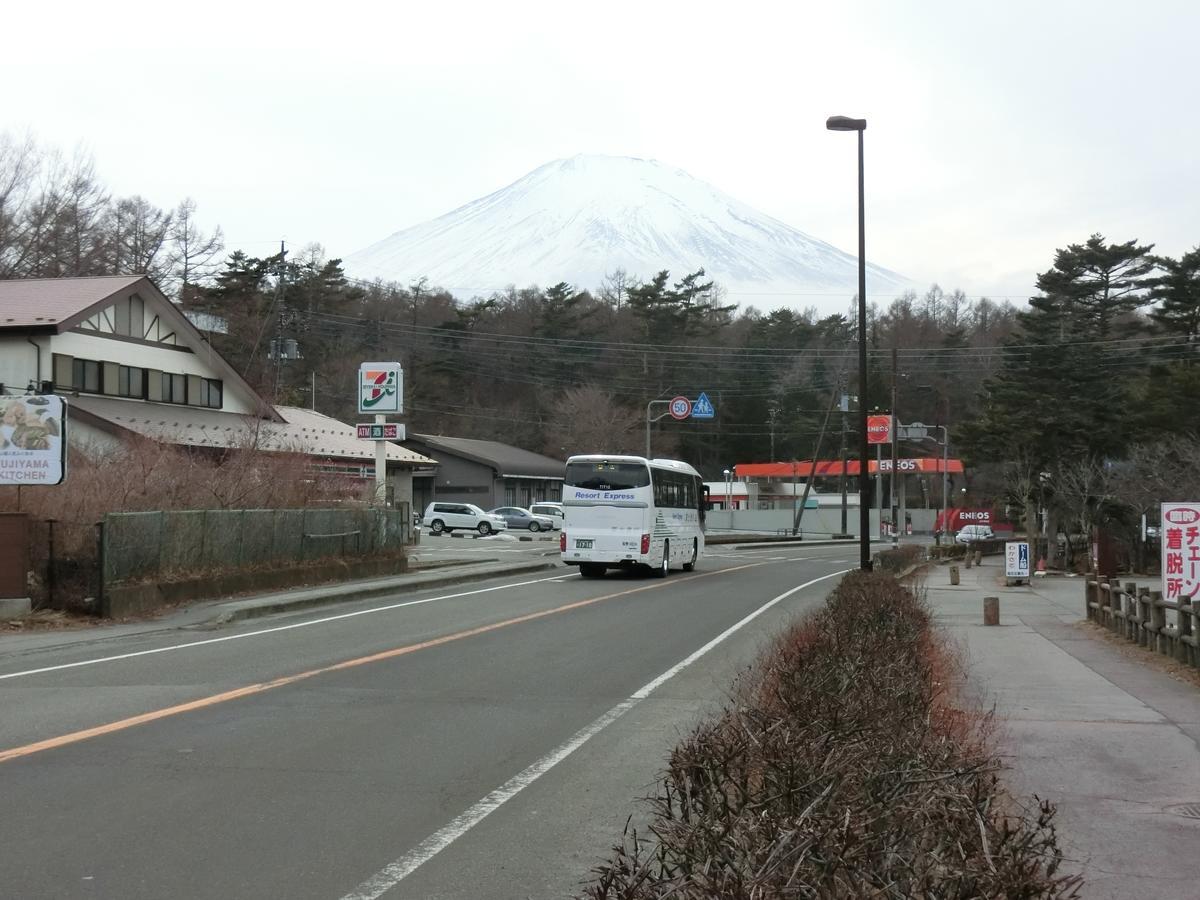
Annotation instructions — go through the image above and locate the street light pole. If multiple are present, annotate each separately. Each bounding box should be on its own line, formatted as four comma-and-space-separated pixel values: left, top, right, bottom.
827, 114, 871, 571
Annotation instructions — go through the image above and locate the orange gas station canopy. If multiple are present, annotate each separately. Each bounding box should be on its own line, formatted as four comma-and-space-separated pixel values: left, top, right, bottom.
735, 458, 964, 478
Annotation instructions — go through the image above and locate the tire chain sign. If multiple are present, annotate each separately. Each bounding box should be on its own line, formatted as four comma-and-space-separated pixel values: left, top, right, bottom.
1162, 502, 1200, 602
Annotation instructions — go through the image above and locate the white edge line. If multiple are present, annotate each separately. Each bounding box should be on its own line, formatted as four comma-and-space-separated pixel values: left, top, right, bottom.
338, 567, 851, 900
0, 574, 569, 681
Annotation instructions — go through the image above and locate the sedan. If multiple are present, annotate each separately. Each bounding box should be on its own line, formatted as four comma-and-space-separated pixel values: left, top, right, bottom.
488, 507, 556, 532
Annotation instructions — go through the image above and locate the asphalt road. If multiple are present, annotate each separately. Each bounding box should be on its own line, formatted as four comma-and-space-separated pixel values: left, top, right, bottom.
0, 543, 856, 899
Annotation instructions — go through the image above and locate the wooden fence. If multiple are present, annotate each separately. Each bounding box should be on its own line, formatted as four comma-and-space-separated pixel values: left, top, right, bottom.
1084, 575, 1196, 668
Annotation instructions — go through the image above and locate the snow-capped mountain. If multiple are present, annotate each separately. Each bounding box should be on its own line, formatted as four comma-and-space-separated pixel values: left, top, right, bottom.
345, 154, 910, 310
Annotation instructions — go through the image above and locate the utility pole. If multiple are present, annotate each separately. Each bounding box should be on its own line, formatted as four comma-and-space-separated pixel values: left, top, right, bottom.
839, 405, 849, 536
767, 403, 780, 462
272, 239, 287, 404
890, 346, 899, 548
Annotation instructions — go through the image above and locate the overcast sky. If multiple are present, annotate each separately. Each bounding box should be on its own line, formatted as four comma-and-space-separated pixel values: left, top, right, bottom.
5, 0, 1196, 305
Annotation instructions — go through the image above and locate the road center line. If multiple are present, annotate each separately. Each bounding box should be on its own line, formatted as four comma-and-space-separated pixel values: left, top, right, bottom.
0, 574, 572, 682
0, 563, 769, 764
338, 568, 851, 900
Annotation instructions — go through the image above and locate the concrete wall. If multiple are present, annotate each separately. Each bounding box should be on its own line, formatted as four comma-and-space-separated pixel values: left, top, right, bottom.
710, 507, 883, 538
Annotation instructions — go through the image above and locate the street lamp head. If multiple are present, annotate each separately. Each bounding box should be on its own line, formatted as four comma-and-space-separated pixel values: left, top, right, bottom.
826, 115, 867, 132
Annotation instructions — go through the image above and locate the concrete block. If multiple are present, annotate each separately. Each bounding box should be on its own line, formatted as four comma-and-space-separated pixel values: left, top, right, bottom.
0, 597, 32, 618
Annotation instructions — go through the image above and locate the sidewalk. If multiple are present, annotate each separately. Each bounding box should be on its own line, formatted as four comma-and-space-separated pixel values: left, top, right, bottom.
0, 557, 560, 658
924, 558, 1200, 899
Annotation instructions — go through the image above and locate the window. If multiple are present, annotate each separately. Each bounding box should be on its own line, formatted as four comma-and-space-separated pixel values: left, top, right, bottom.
565, 462, 651, 490
72, 359, 101, 393
159, 372, 186, 404
53, 354, 73, 390
117, 366, 145, 399
652, 470, 697, 509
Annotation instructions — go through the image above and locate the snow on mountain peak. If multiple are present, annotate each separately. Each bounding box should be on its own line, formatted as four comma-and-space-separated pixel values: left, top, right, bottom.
345, 154, 910, 310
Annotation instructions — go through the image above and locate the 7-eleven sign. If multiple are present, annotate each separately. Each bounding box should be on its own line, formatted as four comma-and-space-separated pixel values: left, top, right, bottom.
358, 362, 404, 414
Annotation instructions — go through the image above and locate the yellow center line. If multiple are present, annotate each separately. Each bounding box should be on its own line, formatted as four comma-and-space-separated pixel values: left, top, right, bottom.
0, 562, 767, 764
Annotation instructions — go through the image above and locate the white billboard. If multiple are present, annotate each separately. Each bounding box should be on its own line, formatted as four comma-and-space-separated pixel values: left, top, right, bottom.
0, 395, 67, 485
1162, 502, 1200, 604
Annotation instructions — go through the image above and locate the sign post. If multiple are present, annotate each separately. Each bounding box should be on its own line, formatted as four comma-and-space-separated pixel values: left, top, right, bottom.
645, 392, 717, 457
1, 395, 68, 486
358, 362, 404, 505
1162, 502, 1200, 605
1005, 540, 1030, 585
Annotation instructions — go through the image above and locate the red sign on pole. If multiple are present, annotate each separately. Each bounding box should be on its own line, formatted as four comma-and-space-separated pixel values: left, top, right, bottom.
866, 414, 892, 445
669, 396, 692, 420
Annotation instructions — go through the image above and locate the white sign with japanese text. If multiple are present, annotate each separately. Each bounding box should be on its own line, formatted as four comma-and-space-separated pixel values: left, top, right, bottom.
1005, 541, 1030, 579
1162, 503, 1200, 603
0, 395, 67, 485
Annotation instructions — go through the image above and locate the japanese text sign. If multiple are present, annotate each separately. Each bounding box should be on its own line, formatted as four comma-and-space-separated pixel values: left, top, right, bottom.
1161, 502, 1200, 603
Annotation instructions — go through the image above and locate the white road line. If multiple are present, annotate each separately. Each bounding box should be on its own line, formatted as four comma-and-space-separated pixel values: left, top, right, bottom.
338, 567, 851, 900
0, 574, 571, 682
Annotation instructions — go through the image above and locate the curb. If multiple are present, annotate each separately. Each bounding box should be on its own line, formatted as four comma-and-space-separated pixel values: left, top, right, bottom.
210, 560, 562, 625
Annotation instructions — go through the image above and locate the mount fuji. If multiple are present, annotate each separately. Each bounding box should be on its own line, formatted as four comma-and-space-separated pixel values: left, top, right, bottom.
345, 154, 911, 310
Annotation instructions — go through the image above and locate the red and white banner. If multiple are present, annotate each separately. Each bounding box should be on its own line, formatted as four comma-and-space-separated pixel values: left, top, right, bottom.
866, 414, 892, 445
1162, 502, 1200, 603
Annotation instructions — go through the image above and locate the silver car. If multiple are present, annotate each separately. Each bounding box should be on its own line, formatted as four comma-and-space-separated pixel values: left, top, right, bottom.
488, 507, 556, 532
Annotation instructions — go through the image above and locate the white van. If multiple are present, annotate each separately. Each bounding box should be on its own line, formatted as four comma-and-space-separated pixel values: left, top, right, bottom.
955, 524, 995, 544
529, 502, 564, 529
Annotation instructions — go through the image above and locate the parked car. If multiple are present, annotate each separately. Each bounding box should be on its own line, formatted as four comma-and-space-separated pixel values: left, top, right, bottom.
421, 502, 508, 535
529, 502, 565, 529
489, 506, 556, 532
955, 524, 995, 544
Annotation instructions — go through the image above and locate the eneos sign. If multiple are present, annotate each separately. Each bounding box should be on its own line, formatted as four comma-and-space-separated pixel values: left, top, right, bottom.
866, 414, 892, 445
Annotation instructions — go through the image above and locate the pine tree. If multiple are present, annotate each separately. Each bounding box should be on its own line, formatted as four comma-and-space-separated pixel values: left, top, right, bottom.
1147, 246, 1200, 345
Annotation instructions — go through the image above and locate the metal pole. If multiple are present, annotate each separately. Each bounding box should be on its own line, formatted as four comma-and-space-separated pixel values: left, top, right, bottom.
856, 128, 871, 570
374, 413, 387, 506
646, 401, 653, 458
890, 347, 899, 548
941, 425, 949, 538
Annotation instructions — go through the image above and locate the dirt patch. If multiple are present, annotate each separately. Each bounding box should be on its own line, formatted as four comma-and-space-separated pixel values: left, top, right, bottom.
1076, 619, 1200, 690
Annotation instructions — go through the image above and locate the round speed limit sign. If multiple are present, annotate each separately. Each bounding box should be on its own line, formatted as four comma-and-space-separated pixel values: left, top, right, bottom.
669, 396, 693, 420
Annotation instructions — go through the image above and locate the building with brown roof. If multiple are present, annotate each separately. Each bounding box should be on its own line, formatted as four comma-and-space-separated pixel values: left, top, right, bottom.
0, 275, 434, 503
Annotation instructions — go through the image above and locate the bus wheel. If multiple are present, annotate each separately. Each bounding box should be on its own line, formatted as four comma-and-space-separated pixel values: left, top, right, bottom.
580, 563, 605, 578
654, 541, 669, 578
683, 540, 697, 572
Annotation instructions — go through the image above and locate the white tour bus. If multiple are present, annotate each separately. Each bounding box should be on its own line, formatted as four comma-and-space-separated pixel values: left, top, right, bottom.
559, 454, 707, 578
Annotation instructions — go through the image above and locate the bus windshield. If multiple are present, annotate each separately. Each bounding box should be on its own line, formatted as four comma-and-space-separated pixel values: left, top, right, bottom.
565, 461, 651, 491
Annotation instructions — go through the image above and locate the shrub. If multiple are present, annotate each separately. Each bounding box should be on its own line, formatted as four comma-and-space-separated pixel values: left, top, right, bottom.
579, 573, 1079, 899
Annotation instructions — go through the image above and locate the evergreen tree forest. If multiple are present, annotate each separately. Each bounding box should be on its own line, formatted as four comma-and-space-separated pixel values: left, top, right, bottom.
4, 131, 1200, 560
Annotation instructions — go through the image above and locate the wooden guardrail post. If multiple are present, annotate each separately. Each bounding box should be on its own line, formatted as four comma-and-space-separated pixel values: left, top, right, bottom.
1138, 587, 1152, 648
949, 565, 959, 585
1177, 595, 1193, 666
1151, 591, 1167, 656
1084, 574, 1096, 619
1097, 577, 1111, 628
1122, 582, 1137, 638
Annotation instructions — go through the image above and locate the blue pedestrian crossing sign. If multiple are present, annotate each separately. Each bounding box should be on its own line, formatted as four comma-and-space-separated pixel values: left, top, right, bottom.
691, 392, 715, 419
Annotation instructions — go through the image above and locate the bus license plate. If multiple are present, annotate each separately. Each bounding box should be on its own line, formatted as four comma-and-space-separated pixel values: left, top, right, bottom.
575, 539, 593, 549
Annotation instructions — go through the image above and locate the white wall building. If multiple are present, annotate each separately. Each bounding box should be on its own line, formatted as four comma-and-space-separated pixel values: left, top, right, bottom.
0, 275, 433, 504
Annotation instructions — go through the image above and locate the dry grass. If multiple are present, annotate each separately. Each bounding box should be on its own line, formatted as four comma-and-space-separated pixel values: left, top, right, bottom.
579, 572, 1081, 899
